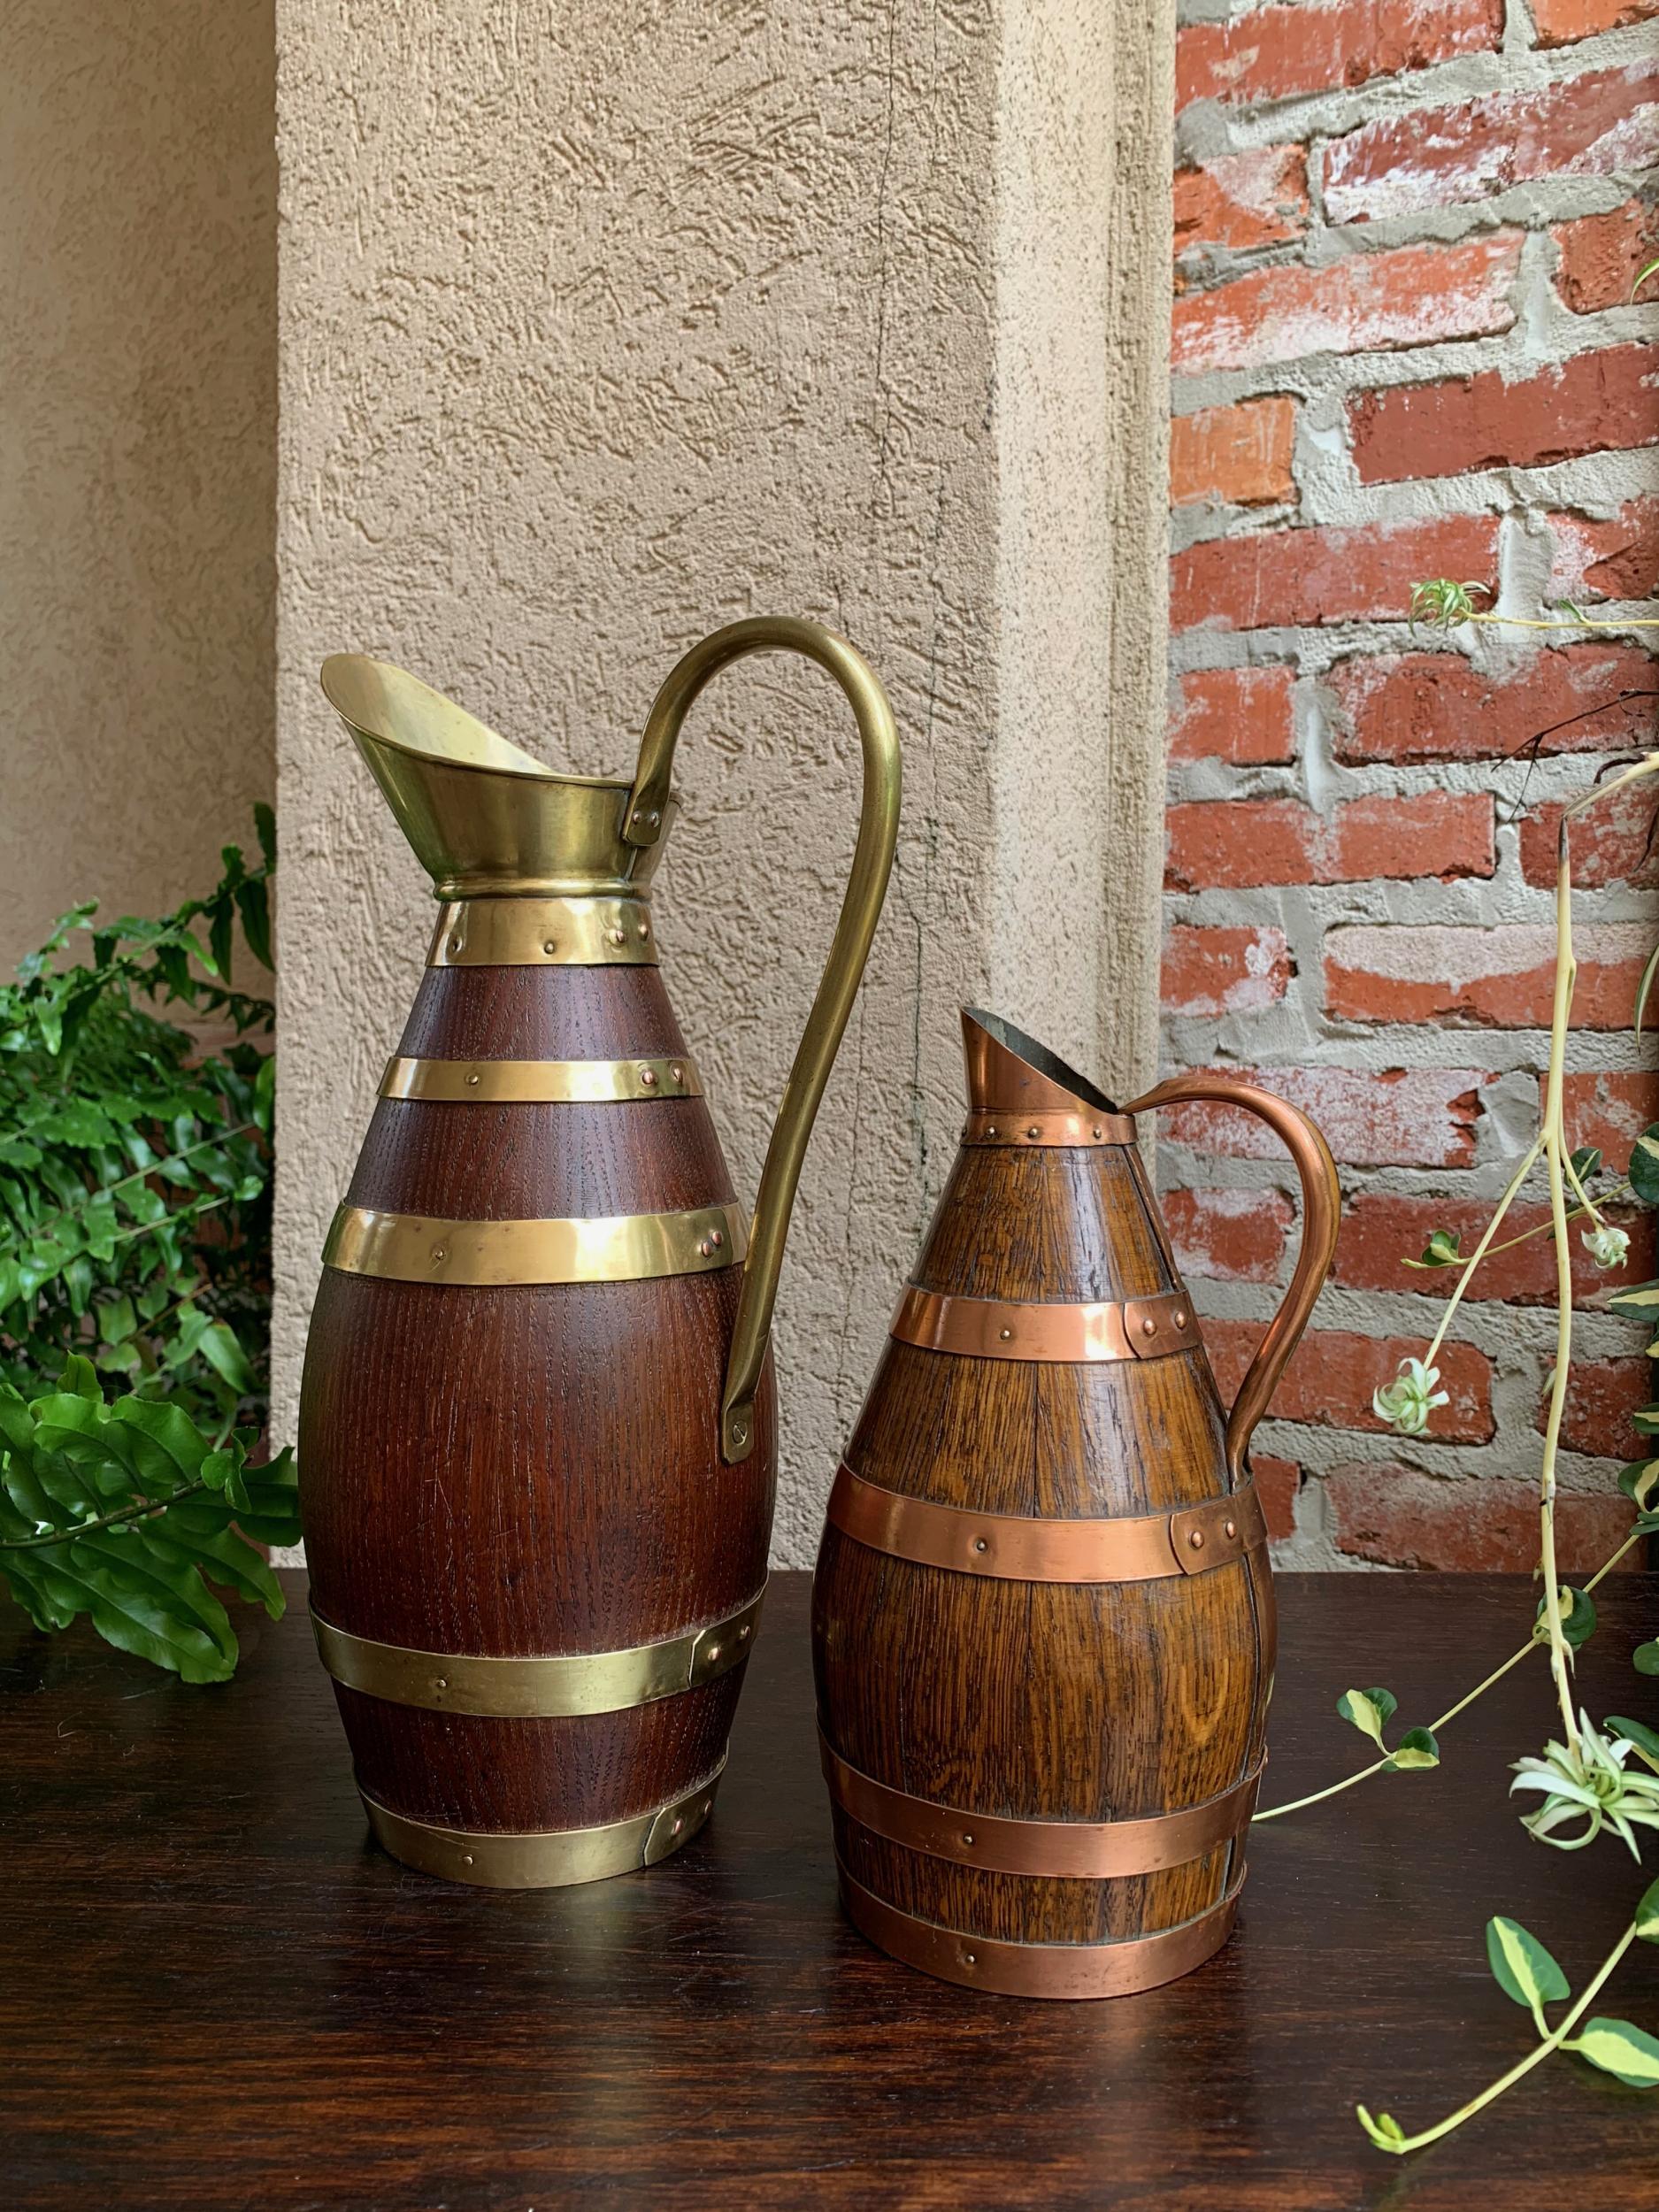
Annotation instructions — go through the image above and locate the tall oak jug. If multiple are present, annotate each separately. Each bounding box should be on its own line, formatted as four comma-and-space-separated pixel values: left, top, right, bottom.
813, 1013, 1339, 1995
300, 618, 900, 1888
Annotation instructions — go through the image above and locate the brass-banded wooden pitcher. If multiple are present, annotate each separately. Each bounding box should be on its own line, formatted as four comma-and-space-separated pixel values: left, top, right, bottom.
813, 1012, 1339, 1996
299, 617, 901, 1889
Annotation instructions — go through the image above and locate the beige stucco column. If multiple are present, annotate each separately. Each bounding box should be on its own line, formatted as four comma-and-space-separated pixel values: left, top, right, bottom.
273, 0, 1173, 1561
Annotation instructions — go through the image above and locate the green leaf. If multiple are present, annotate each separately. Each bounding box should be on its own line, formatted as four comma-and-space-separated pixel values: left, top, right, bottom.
1403, 1227, 1463, 1271
1571, 2017, 1659, 2088
1629, 1126, 1659, 1209
1609, 1280, 1659, 1321
1636, 1876, 1659, 1942
59, 1353, 102, 1402
1338, 1686, 1397, 1748
234, 879, 272, 972
1633, 1641, 1659, 1676
1633, 1404, 1659, 1439
254, 801, 276, 871
1486, 1916, 1570, 2024
1536, 1586, 1598, 1650
1570, 1146, 1604, 1184
196, 1321, 256, 1398
1618, 1459, 1659, 1508
1609, 1717, 1659, 1774
1355, 2106, 1407, 2154
1384, 1726, 1440, 1771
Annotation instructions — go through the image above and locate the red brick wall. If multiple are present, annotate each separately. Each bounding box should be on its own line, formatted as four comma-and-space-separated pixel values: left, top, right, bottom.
1164, 0, 1659, 1569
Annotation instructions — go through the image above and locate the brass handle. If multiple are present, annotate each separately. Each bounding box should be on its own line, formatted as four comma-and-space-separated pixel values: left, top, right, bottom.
624, 617, 902, 1463
1125, 1075, 1340, 1488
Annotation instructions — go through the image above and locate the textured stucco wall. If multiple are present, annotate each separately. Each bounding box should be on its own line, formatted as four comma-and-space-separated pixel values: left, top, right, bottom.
273, 0, 1173, 1560
0, 2, 276, 968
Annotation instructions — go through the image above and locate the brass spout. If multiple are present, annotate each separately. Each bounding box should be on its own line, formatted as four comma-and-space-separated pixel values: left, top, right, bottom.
319, 656, 674, 900
960, 1010, 1122, 1117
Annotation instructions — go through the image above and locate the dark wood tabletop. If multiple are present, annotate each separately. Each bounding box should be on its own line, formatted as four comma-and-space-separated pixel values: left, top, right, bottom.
6, 1569, 1659, 2211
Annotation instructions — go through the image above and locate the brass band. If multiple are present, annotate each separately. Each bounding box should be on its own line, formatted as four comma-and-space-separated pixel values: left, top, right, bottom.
962, 1110, 1139, 1148
837, 1862, 1243, 2000
890, 1286, 1202, 1363
361, 1761, 725, 1890
822, 1736, 1262, 1878
826, 1464, 1267, 1584
314, 1589, 764, 1718
426, 896, 658, 968
322, 1202, 747, 1286
380, 1054, 703, 1103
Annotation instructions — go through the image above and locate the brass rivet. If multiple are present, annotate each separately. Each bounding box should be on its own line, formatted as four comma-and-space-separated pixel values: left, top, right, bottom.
671, 1816, 683, 1835
434, 1676, 448, 1690
431, 1245, 447, 1264
670, 1064, 683, 1083
638, 920, 650, 939
610, 926, 626, 946
1026, 1125, 1041, 1139
462, 1854, 474, 1867
449, 935, 464, 956
1142, 1316, 1157, 1336
706, 1645, 721, 1664
739, 1624, 750, 1640
1174, 1309, 1188, 1329
1189, 1529, 1205, 1550
639, 1066, 658, 1087
1225, 1518, 1237, 1540
541, 938, 557, 955
963, 1952, 978, 1967
649, 810, 661, 827
973, 1537, 988, 1554
961, 1832, 975, 1847
733, 1424, 748, 1446
999, 1326, 1012, 1341
465, 1071, 480, 1087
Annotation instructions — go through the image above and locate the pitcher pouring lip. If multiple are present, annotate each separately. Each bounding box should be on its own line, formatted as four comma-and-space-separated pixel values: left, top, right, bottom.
959, 1007, 1123, 1116
319, 652, 677, 902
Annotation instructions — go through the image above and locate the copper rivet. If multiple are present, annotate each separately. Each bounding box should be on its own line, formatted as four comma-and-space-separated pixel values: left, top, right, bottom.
1175, 1309, 1188, 1328
973, 1537, 988, 1553
1026, 1125, 1041, 1139
672, 1816, 683, 1836
963, 1952, 978, 1967
999, 1326, 1012, 1341
710, 1230, 724, 1248
465, 1071, 480, 1087
961, 1832, 974, 1847
986, 1125, 998, 1139
1142, 1316, 1156, 1337
1189, 1529, 1205, 1550
670, 1064, 683, 1082
639, 1067, 658, 1087
1093, 1126, 1102, 1140
699, 1239, 712, 1257
541, 939, 557, 955
1225, 1519, 1237, 1540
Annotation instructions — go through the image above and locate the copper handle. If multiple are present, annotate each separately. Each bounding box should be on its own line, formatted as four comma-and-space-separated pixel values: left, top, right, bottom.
1124, 1075, 1340, 1487
623, 618, 902, 1463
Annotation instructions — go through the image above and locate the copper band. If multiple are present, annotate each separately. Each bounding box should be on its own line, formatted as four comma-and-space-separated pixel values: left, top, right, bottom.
837, 1863, 1243, 2000
826, 1464, 1266, 1584
890, 1286, 1201, 1363
822, 1737, 1262, 1877
962, 1110, 1138, 1148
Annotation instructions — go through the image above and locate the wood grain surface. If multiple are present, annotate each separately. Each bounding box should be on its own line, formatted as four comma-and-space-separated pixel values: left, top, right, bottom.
815, 1134, 1269, 1951
4, 1571, 1659, 2208
299, 956, 774, 1838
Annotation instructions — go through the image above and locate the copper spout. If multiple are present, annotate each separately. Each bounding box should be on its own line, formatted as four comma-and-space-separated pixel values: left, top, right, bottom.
959, 1010, 1122, 1118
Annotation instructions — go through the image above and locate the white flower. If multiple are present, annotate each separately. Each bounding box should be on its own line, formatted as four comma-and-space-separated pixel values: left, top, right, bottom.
1371, 1357, 1449, 1438
1511, 1714, 1659, 1859
1582, 1223, 1631, 1271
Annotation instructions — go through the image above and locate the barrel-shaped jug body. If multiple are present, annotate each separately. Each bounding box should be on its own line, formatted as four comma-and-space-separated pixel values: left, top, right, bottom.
812, 1013, 1287, 1997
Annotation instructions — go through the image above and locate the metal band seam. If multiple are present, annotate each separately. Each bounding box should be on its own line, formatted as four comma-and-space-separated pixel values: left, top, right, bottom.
825, 1463, 1266, 1584
820, 1735, 1263, 1877
314, 1588, 764, 1718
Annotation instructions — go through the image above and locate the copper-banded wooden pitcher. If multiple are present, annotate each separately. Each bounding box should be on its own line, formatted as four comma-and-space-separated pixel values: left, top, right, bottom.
812, 1012, 1339, 1997
298, 617, 900, 1889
